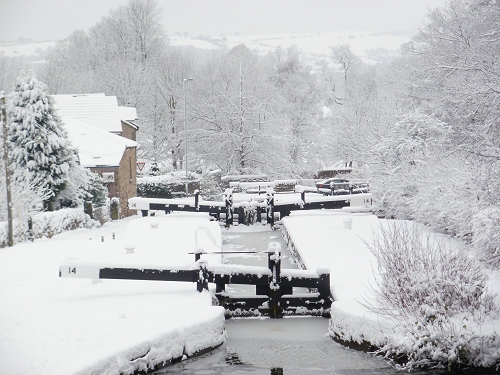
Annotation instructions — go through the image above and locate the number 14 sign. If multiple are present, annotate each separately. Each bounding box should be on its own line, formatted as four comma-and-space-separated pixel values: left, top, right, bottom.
59, 264, 100, 279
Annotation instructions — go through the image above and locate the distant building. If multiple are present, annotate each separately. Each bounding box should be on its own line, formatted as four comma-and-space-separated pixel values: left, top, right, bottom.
52, 94, 138, 218
315, 161, 355, 179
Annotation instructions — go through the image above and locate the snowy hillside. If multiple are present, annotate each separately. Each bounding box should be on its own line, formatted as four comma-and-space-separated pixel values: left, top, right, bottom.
0, 41, 55, 61
170, 30, 411, 64
2, 31, 409, 65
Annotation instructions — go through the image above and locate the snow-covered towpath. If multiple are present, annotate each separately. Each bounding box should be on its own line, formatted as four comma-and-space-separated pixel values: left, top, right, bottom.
0, 213, 226, 375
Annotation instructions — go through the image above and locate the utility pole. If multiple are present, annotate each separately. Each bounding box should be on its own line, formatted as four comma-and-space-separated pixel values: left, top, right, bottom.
183, 78, 193, 197
1, 92, 13, 247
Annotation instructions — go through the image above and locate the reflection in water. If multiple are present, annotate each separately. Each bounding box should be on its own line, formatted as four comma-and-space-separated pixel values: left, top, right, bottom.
225, 346, 243, 365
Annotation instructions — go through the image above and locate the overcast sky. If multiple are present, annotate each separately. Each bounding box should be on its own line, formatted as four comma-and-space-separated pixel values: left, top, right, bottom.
0, 0, 448, 42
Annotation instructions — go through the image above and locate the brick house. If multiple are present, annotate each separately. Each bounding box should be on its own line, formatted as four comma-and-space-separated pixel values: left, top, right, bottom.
52, 94, 138, 218
118, 106, 139, 141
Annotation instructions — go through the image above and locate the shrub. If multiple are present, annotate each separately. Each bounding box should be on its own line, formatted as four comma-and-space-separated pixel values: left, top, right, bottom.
200, 170, 223, 199
472, 206, 500, 267
365, 221, 499, 370
137, 172, 201, 198
0, 207, 92, 247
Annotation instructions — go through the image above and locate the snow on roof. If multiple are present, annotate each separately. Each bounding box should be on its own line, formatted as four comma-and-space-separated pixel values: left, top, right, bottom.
118, 106, 138, 121
52, 93, 123, 133
62, 116, 137, 168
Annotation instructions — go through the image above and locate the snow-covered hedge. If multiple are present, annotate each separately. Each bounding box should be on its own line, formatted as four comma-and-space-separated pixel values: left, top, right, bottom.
137, 172, 201, 198
0, 207, 92, 247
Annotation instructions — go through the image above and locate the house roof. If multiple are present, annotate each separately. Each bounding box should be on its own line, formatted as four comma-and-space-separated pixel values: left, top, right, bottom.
119, 106, 138, 122
52, 93, 123, 133
62, 116, 137, 168
119, 107, 139, 130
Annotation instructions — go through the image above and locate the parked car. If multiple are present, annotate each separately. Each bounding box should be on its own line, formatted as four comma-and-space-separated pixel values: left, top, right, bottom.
316, 178, 350, 195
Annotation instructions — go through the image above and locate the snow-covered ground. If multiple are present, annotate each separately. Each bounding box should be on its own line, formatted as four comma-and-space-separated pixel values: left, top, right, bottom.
282, 211, 396, 345
0, 41, 55, 58
168, 30, 411, 67
0, 213, 226, 375
222, 31, 411, 64
282, 211, 500, 360
2, 207, 498, 374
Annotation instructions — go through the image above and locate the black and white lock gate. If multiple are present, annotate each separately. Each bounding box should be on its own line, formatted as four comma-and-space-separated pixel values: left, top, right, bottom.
59, 243, 332, 319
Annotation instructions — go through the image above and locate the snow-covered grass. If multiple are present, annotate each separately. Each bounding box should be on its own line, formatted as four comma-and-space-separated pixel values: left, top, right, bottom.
0, 213, 226, 375
282, 211, 500, 371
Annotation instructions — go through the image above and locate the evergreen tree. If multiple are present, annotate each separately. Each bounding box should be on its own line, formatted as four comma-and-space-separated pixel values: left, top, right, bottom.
8, 71, 75, 210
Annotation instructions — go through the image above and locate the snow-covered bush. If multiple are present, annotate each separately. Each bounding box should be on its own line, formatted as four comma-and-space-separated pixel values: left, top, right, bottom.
409, 156, 478, 240
137, 177, 172, 198
31, 208, 90, 239
472, 206, 500, 267
78, 169, 109, 224
110, 197, 120, 220
137, 171, 201, 198
54, 163, 97, 210
366, 221, 499, 371
200, 170, 223, 199
0, 207, 92, 247
93, 201, 111, 225
85, 170, 108, 207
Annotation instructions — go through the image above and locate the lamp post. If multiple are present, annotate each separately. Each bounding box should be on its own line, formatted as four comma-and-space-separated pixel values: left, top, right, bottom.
183, 77, 193, 196
1, 92, 13, 247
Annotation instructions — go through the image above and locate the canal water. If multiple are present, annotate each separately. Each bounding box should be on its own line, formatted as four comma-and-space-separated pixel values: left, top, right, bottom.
152, 225, 446, 375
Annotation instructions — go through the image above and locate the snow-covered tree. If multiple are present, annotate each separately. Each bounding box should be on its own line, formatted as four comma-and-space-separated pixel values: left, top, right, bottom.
405, 0, 500, 161
387, 0, 500, 263
372, 111, 454, 219
42, 0, 166, 107
330, 44, 362, 99
137, 47, 194, 171
0, 54, 29, 94
39, 30, 95, 95
269, 46, 323, 177
0, 165, 52, 223
8, 72, 76, 210
319, 46, 402, 175
191, 45, 289, 176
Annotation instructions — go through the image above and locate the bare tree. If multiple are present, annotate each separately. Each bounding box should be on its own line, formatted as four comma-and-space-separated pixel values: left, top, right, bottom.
191, 45, 289, 176
330, 44, 362, 98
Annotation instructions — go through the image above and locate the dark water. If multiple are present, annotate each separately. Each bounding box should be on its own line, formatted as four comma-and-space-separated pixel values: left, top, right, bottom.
150, 227, 473, 375
153, 317, 408, 375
